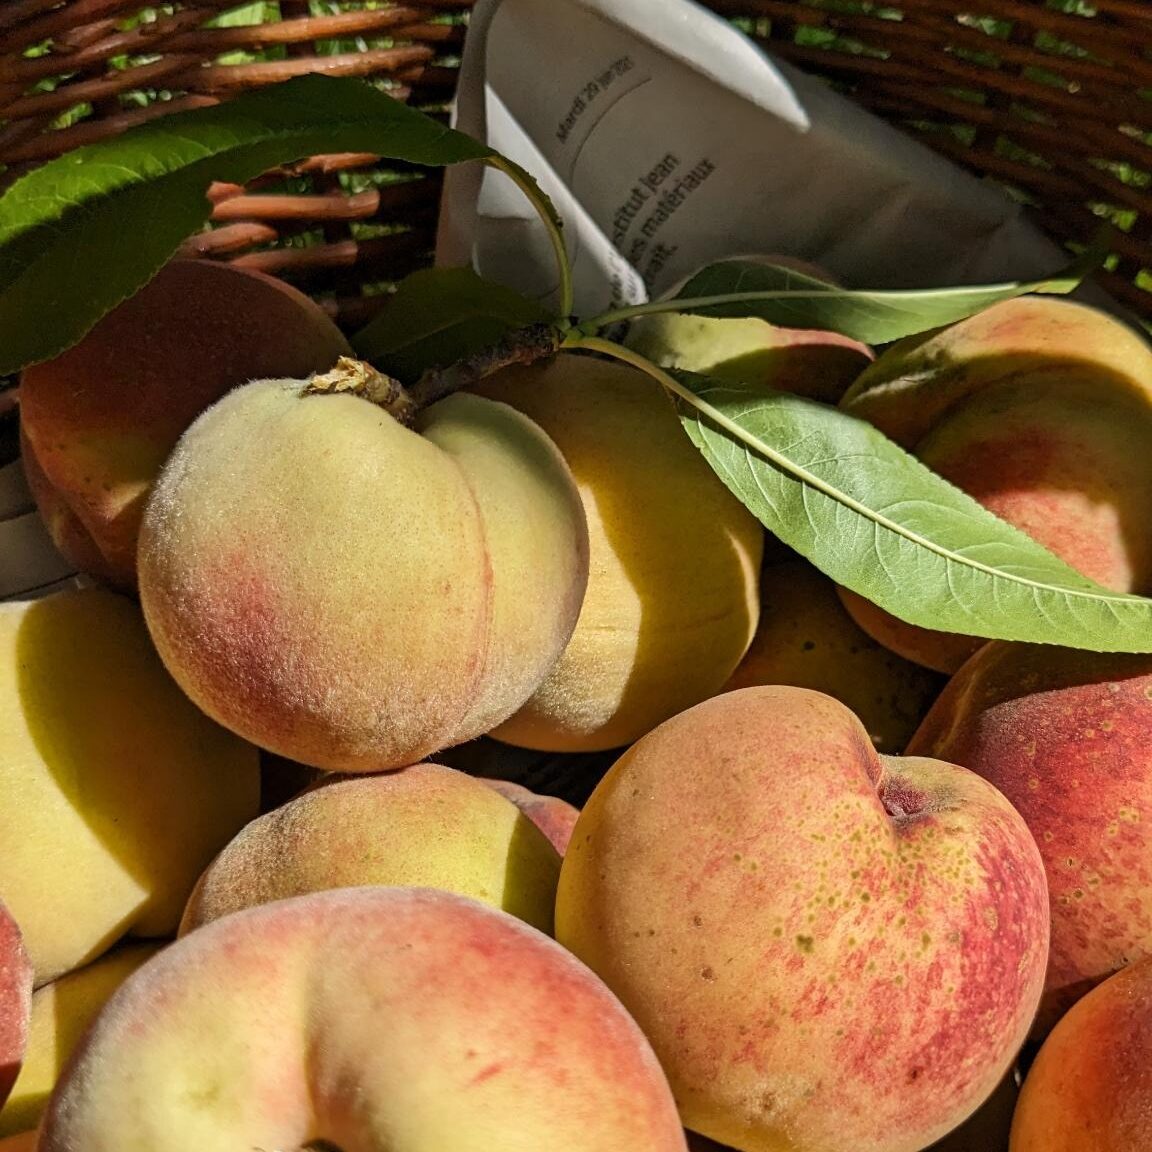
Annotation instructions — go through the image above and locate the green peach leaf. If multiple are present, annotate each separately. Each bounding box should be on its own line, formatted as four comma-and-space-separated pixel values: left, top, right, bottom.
674, 372, 1152, 653
0, 74, 558, 377
594, 246, 1103, 346
352, 266, 552, 383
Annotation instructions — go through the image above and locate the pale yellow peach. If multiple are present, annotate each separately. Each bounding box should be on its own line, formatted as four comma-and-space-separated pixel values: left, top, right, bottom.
0, 587, 259, 986
721, 557, 944, 752
180, 764, 561, 935
475, 353, 763, 752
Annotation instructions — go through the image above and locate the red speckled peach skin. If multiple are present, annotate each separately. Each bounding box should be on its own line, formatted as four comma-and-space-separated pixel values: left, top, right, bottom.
557, 685, 1049, 1152
38, 888, 688, 1152
1011, 953, 1152, 1151
908, 641, 1152, 1037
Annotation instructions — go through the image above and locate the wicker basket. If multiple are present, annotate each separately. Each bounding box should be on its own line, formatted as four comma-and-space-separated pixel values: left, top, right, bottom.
1, 0, 1148, 333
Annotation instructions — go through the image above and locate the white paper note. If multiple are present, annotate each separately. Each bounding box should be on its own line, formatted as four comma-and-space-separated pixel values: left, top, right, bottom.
439, 0, 1086, 317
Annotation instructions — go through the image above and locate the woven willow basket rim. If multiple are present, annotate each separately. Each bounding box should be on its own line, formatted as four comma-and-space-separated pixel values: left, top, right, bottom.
0, 0, 1149, 337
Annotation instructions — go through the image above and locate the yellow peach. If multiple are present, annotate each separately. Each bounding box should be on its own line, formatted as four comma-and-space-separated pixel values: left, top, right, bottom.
0, 587, 259, 986
180, 763, 561, 936
475, 353, 763, 752
838, 296, 1152, 673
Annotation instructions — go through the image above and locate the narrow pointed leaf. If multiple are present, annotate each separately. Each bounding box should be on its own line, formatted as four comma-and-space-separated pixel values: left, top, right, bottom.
352, 266, 553, 383
619, 247, 1101, 346
0, 74, 553, 376
674, 373, 1152, 653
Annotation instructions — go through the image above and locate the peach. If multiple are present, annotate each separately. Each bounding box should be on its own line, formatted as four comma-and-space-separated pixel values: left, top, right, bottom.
474, 353, 763, 751
1009, 953, 1152, 1151
179, 763, 561, 936
0, 941, 162, 1137
837, 296, 1152, 673
19, 258, 353, 591
721, 556, 945, 752
137, 375, 589, 772
39, 887, 690, 1151
556, 685, 1049, 1152
907, 641, 1152, 1036
625, 313, 872, 405
0, 587, 259, 986
625, 258, 872, 406
0, 903, 31, 1112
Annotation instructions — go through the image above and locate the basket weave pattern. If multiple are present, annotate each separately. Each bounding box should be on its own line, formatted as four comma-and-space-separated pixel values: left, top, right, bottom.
1, 0, 1150, 328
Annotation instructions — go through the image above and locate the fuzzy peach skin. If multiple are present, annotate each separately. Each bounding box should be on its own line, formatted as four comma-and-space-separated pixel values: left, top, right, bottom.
481, 778, 581, 856
1009, 953, 1152, 1151
720, 556, 944, 753
179, 764, 561, 936
137, 379, 588, 773
18, 258, 352, 591
0, 903, 31, 1112
0, 587, 259, 987
38, 887, 690, 1152
556, 685, 1049, 1152
474, 353, 763, 752
0, 941, 162, 1137
837, 295, 1152, 674
907, 641, 1152, 1037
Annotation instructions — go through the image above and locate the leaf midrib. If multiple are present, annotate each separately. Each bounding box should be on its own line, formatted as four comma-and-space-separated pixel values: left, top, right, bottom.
688, 382, 1143, 608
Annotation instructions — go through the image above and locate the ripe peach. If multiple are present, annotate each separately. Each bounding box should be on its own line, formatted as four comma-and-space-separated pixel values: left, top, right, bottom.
179, 763, 561, 936
1010, 953, 1152, 1151
557, 685, 1049, 1152
39, 888, 690, 1151
838, 296, 1152, 672
907, 641, 1152, 1036
721, 556, 945, 752
0, 587, 259, 986
0, 941, 162, 1136
474, 353, 763, 751
19, 259, 352, 591
137, 376, 589, 773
